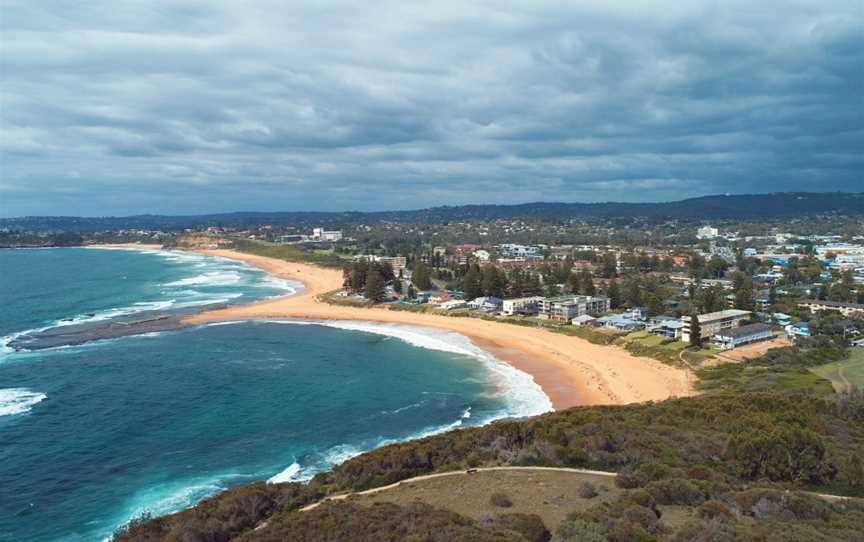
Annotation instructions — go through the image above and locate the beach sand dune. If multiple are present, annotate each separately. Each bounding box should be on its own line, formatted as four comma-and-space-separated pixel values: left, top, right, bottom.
181, 249, 696, 410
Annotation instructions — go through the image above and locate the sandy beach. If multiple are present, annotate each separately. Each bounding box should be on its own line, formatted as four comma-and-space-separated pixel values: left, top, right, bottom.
173, 248, 696, 410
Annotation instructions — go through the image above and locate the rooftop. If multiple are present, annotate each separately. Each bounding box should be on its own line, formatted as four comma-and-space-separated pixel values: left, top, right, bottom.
716, 323, 772, 339
685, 309, 751, 323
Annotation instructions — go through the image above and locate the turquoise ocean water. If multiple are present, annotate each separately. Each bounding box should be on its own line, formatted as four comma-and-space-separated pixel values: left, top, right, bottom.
0, 248, 550, 541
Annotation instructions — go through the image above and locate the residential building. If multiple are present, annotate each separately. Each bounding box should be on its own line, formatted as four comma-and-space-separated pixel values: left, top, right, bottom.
311, 228, 343, 242
497, 244, 543, 259
798, 300, 864, 318
539, 296, 582, 321
468, 296, 503, 312
437, 300, 467, 311
354, 255, 407, 271
712, 323, 773, 350
596, 314, 645, 332
571, 314, 597, 326
681, 309, 751, 343
473, 249, 491, 262
538, 295, 611, 321
785, 322, 810, 340
772, 313, 792, 326
502, 296, 544, 316
646, 317, 684, 339
697, 226, 719, 239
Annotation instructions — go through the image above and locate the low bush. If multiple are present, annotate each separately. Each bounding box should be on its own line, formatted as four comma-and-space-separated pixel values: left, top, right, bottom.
489, 491, 514, 508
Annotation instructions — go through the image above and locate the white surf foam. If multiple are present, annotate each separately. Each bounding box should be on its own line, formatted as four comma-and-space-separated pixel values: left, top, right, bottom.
166, 271, 243, 287
0, 388, 47, 416
268, 462, 302, 483
275, 320, 554, 419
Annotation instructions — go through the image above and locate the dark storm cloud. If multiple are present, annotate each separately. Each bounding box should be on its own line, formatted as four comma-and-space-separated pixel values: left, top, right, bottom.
1, 0, 861, 216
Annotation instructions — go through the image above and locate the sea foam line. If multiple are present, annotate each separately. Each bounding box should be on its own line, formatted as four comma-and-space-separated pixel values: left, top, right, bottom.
0, 388, 47, 417
262, 319, 554, 418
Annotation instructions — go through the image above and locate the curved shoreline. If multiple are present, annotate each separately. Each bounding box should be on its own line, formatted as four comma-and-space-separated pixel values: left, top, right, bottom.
175, 248, 696, 409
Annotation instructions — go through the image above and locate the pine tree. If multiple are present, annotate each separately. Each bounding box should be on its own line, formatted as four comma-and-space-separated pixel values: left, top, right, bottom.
364, 270, 385, 302
579, 270, 596, 296
462, 265, 483, 300
412, 262, 432, 291
607, 279, 621, 309
689, 312, 702, 348
565, 272, 580, 293
733, 272, 755, 311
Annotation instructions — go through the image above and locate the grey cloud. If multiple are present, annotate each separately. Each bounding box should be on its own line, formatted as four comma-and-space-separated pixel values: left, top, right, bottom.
1, 0, 861, 216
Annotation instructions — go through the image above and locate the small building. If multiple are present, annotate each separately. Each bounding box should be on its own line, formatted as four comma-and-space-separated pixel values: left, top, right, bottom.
571, 314, 597, 326
502, 296, 544, 316
681, 309, 751, 344
772, 313, 792, 326
468, 296, 503, 312
596, 314, 645, 332
785, 322, 810, 340
647, 318, 684, 339
713, 323, 773, 350
437, 300, 467, 311
473, 249, 491, 262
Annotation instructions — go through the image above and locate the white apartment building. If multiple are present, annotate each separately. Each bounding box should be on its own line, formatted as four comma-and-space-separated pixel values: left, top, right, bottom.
312, 228, 343, 242
696, 226, 719, 239
681, 309, 751, 343
502, 296, 544, 316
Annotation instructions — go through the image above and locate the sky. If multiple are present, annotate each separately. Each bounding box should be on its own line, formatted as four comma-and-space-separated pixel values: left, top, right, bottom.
1, 1, 862, 217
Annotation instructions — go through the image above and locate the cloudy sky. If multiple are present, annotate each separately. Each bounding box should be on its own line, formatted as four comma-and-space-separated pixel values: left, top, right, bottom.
1, 1, 861, 216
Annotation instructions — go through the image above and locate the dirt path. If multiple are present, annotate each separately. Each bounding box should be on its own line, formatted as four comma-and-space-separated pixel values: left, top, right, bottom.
297, 466, 618, 513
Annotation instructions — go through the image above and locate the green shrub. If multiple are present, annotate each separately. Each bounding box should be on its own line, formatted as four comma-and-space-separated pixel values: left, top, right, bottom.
577, 481, 599, 499
645, 478, 707, 506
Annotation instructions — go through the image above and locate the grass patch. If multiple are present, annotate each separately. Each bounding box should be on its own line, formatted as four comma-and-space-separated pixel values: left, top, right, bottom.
810, 348, 864, 392
230, 239, 347, 268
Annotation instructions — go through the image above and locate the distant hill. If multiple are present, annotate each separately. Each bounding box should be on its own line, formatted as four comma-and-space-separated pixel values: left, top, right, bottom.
3, 192, 862, 232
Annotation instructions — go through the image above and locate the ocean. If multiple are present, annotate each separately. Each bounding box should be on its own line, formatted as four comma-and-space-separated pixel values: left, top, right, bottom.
0, 247, 551, 541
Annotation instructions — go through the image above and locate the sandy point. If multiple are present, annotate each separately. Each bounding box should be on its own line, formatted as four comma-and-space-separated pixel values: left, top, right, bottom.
174, 248, 696, 411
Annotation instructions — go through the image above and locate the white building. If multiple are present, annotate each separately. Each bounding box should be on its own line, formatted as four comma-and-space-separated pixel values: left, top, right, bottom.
502, 296, 544, 316
696, 226, 719, 240
473, 249, 491, 262
682, 309, 751, 343
713, 323, 773, 350
312, 228, 343, 242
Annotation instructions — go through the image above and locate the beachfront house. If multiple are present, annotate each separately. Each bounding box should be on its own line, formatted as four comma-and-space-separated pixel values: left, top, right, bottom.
502, 296, 544, 316
538, 295, 611, 322
712, 323, 773, 350
646, 317, 684, 339
595, 314, 645, 332
437, 300, 467, 311
539, 296, 582, 321
468, 296, 503, 313
571, 314, 597, 326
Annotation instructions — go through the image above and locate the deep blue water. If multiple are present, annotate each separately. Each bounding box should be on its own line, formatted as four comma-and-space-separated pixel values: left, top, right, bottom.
0, 248, 549, 542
